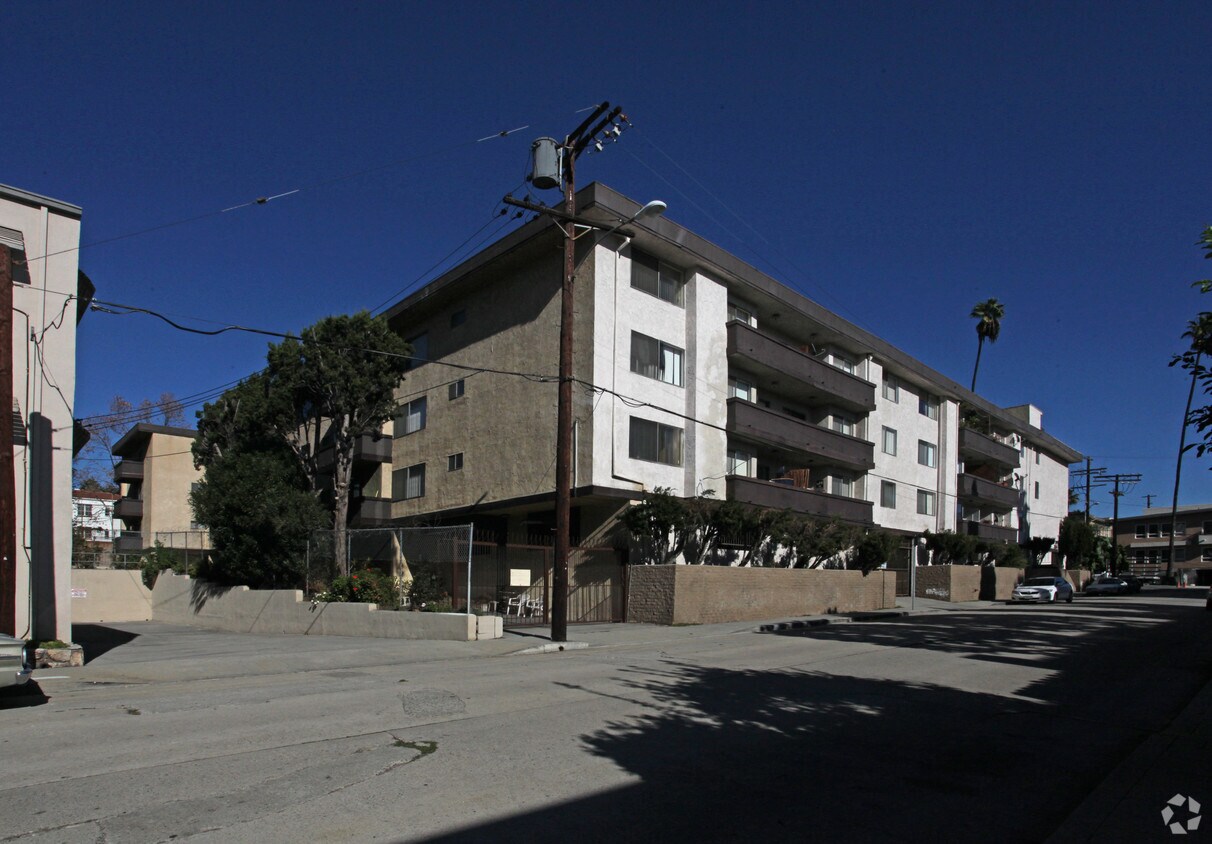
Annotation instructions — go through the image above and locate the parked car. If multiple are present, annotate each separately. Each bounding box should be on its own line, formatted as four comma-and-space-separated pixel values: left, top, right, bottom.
0, 634, 31, 691
1118, 575, 1146, 593
1012, 576, 1074, 603
1086, 577, 1131, 596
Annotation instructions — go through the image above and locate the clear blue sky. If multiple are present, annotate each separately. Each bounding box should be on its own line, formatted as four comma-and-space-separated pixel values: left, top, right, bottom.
7, 1, 1210, 518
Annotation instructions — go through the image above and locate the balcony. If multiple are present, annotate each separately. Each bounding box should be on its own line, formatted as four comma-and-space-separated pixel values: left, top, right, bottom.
114, 498, 143, 520
958, 427, 1020, 470
727, 322, 876, 413
956, 473, 1019, 510
350, 497, 392, 526
727, 399, 874, 472
115, 532, 144, 553
114, 459, 144, 482
962, 520, 1018, 543
727, 475, 874, 524
317, 434, 393, 471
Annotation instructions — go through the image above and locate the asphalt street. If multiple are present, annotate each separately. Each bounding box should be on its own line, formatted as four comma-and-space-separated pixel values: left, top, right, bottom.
1, 588, 1209, 843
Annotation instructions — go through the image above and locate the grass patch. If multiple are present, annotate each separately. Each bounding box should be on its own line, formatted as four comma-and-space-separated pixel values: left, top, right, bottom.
393, 739, 437, 757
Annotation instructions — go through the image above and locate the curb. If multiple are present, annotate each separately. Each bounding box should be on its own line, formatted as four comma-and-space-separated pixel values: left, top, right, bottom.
757, 609, 912, 633
510, 641, 590, 655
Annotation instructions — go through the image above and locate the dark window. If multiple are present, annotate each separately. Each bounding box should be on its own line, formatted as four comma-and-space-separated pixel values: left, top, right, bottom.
448, 453, 463, 472
448, 379, 465, 400
631, 249, 684, 306
393, 464, 425, 500
405, 333, 429, 371
628, 417, 683, 466
630, 332, 684, 386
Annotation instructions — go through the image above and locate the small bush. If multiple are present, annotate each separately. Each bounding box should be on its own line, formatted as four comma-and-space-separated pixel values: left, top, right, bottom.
405, 570, 447, 611
317, 567, 397, 606
141, 542, 189, 588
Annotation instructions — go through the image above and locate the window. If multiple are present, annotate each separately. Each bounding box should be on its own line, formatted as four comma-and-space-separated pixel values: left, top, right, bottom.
448, 379, 465, 400
630, 332, 684, 386
728, 377, 754, 402
917, 490, 936, 516
1135, 525, 1146, 538
882, 374, 899, 402
1148, 523, 1160, 538
1176, 522, 1186, 534
629, 417, 683, 466
727, 448, 752, 477
1162, 524, 1172, 537
448, 453, 463, 472
450, 309, 466, 328
727, 302, 756, 326
393, 463, 426, 500
917, 440, 936, 468
831, 355, 855, 375
919, 393, 938, 420
631, 248, 684, 305
831, 476, 852, 497
405, 333, 428, 371
881, 481, 896, 509
831, 414, 855, 436
783, 406, 807, 421
882, 427, 897, 456
1034, 482, 1040, 499
396, 397, 427, 435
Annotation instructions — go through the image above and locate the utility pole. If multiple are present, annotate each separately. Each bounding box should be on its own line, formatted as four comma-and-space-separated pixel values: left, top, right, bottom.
510, 103, 630, 643
0, 245, 15, 635
1097, 471, 1141, 577
1144, 494, 1156, 509
1069, 459, 1105, 523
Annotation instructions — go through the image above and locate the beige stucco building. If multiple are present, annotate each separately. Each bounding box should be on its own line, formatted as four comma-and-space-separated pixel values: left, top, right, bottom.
112, 424, 209, 556
381, 183, 1082, 556
1, 184, 90, 641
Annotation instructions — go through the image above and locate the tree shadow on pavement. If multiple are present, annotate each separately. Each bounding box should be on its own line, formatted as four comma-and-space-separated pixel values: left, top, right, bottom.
418, 600, 1211, 843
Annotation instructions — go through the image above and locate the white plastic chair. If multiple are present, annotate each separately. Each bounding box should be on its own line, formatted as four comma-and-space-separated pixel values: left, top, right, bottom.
526, 596, 544, 618
504, 594, 525, 617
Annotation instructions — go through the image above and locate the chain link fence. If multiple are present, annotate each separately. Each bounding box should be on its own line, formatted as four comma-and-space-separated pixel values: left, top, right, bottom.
307, 525, 476, 611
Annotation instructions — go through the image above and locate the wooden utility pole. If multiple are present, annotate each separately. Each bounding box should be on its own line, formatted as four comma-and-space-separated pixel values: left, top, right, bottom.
0, 245, 16, 635
1098, 471, 1141, 577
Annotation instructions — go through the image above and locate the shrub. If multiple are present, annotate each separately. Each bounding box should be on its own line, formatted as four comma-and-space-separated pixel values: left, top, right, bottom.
318, 567, 397, 606
141, 541, 189, 589
405, 570, 448, 610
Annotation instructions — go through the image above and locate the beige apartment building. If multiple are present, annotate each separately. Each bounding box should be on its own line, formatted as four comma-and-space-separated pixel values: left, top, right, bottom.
1, 183, 90, 642
1117, 505, 1212, 584
112, 424, 209, 556
380, 182, 1081, 555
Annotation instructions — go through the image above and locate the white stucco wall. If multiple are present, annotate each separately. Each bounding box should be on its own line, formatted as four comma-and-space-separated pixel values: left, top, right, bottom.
4, 188, 81, 641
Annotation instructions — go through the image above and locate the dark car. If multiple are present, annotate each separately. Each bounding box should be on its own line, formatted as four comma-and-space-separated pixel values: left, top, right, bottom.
1086, 577, 1131, 596
1118, 575, 1145, 593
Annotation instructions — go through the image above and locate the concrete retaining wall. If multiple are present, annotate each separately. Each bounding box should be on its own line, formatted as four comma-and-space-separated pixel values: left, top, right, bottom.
626, 565, 896, 625
152, 573, 501, 640
980, 567, 1024, 601
1027, 566, 1093, 592
70, 569, 154, 623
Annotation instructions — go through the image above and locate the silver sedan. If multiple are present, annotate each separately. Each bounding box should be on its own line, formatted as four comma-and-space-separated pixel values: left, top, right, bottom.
0, 634, 31, 690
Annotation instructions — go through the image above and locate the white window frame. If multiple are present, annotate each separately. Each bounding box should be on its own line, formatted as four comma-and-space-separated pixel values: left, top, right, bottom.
882, 374, 899, 402
630, 332, 684, 387
631, 248, 684, 306
919, 393, 939, 420
917, 490, 935, 516
728, 376, 754, 402
917, 440, 936, 468
448, 379, 465, 400
882, 427, 897, 456
880, 481, 896, 509
448, 453, 463, 472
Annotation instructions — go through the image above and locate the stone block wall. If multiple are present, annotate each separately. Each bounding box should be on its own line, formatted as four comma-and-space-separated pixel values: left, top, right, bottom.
626, 565, 896, 625
914, 565, 980, 602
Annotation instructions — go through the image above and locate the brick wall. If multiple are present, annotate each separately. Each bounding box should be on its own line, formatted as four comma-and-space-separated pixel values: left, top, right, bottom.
626, 565, 895, 625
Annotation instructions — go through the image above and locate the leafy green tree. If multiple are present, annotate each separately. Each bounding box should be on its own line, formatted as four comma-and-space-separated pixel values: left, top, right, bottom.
621, 487, 689, 564
190, 449, 326, 588
1057, 514, 1097, 569
969, 298, 1005, 392
1022, 535, 1056, 566
194, 313, 410, 578
264, 312, 411, 575
923, 530, 975, 565
850, 530, 897, 574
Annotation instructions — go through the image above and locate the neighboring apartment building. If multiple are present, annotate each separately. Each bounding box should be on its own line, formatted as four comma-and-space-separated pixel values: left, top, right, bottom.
112, 423, 209, 555
1117, 505, 1212, 584
380, 182, 1081, 557
1, 183, 91, 641
73, 489, 119, 543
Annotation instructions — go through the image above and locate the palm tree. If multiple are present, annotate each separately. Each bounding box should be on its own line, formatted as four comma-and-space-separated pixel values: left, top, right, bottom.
969, 298, 1005, 392
1165, 314, 1212, 579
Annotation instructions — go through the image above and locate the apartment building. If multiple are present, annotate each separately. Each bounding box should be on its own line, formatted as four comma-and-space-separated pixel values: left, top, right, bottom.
1, 183, 90, 641
73, 489, 119, 544
112, 423, 209, 555
382, 183, 1081, 552
1117, 505, 1212, 584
